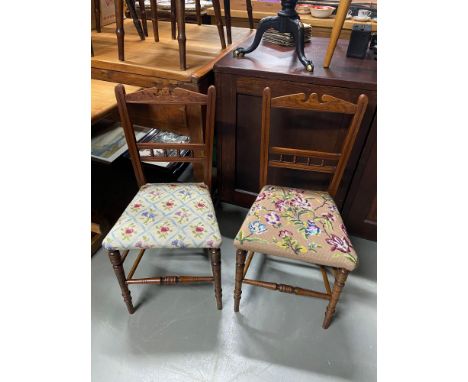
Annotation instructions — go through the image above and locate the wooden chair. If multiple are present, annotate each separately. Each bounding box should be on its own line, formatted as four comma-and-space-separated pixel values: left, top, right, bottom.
93, 0, 146, 39
114, 0, 227, 70
103, 84, 222, 314
233, 87, 368, 329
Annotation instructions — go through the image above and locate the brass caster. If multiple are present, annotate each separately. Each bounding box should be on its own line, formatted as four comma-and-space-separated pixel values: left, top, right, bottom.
306, 64, 314, 72
233, 49, 244, 58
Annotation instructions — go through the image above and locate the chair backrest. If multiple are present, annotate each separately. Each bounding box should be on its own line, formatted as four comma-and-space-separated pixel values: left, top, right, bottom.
259, 87, 368, 198
115, 84, 216, 190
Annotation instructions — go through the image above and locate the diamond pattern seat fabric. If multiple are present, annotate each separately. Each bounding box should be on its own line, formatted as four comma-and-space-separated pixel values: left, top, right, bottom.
103, 183, 222, 250
233, 185, 358, 271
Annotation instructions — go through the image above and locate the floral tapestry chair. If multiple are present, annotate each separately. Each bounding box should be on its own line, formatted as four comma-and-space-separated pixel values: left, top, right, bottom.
233, 87, 368, 328
102, 85, 222, 313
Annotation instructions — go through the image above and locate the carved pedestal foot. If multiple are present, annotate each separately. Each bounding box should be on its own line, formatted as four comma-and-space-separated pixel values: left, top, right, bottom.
233, 11, 314, 73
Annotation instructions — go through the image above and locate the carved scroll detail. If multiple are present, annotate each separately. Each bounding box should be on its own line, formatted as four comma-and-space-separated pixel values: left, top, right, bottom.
271, 93, 357, 114
126, 87, 208, 105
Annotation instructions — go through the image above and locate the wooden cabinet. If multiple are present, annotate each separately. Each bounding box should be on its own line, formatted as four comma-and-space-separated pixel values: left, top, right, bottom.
214, 36, 377, 240
342, 114, 377, 241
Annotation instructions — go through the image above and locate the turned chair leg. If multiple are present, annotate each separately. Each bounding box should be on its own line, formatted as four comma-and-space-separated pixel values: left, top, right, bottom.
93, 0, 101, 32
149, 0, 159, 41
126, 0, 146, 40
108, 250, 135, 314
212, 0, 227, 49
322, 268, 349, 329
138, 0, 148, 36
195, 0, 202, 25
175, 0, 187, 70
170, 0, 176, 40
224, 0, 232, 44
246, 0, 254, 29
209, 248, 223, 310
234, 249, 247, 312
114, 0, 125, 61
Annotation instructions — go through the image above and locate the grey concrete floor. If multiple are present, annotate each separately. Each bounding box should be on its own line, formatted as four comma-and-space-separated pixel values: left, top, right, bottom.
92, 203, 376, 382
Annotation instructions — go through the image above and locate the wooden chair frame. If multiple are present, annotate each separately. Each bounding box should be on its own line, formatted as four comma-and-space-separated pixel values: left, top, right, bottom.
234, 87, 368, 328
223, 0, 255, 44
109, 84, 222, 314
114, 0, 227, 70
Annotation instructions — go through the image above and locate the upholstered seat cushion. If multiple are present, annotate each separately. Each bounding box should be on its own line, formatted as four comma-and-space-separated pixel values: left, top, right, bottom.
103, 183, 222, 250
233, 185, 358, 271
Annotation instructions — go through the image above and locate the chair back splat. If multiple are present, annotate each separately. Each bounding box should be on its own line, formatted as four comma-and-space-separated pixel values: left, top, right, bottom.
115, 85, 216, 190
259, 87, 369, 198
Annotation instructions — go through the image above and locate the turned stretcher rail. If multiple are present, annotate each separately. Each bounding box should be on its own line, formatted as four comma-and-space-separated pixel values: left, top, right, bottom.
242, 278, 331, 300
126, 275, 214, 285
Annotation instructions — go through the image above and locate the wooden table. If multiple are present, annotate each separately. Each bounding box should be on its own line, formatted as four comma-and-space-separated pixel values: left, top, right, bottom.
214, 35, 377, 240
208, 1, 376, 39
91, 79, 141, 124
91, 20, 254, 91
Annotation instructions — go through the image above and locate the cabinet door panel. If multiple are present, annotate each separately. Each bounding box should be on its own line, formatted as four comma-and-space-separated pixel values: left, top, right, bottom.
217, 74, 376, 208
342, 114, 377, 241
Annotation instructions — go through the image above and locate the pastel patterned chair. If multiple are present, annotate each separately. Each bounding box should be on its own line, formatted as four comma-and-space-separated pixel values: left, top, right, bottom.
233, 87, 368, 329
103, 84, 222, 313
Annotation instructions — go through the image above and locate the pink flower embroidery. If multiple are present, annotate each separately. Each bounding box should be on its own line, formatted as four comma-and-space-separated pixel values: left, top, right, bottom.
340, 223, 348, 236
195, 226, 204, 233
122, 226, 135, 239
274, 200, 287, 212
279, 229, 293, 238
134, 203, 142, 209
163, 200, 175, 210
195, 201, 206, 209
160, 226, 170, 233
326, 234, 352, 253
321, 212, 336, 222
256, 192, 268, 202
291, 196, 311, 210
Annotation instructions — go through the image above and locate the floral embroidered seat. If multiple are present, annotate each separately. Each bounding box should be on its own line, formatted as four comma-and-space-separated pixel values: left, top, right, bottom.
234, 185, 358, 271
103, 183, 222, 250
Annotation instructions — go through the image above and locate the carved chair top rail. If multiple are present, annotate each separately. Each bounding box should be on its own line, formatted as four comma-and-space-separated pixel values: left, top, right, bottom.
271, 93, 358, 114
126, 87, 209, 105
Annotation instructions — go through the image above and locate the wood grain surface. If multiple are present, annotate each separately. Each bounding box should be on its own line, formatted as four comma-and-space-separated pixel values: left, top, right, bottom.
91, 19, 254, 83
92, 79, 141, 123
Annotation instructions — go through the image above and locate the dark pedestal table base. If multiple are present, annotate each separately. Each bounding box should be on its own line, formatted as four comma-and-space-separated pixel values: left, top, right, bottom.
233, 1, 313, 72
